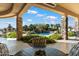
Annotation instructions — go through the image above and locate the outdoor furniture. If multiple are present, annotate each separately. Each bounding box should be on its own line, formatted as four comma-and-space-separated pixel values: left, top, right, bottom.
0, 43, 9, 56
68, 43, 79, 56
32, 37, 47, 48
15, 37, 67, 56
15, 47, 66, 56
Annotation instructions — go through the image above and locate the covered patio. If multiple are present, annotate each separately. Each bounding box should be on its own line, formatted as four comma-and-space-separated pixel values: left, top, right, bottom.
0, 3, 79, 56
0, 3, 79, 41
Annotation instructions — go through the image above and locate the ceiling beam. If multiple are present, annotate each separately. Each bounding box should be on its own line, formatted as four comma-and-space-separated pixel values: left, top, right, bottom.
18, 3, 32, 17
11, 3, 79, 18
16, 3, 26, 15
32, 3, 64, 15
0, 14, 16, 18
31, 3, 79, 17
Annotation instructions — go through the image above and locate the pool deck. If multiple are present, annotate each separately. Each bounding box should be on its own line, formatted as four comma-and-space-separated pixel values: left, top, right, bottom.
0, 38, 78, 55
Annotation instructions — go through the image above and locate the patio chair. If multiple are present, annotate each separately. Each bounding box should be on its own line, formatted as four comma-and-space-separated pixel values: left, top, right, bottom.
32, 37, 47, 48
0, 43, 9, 56
68, 43, 79, 56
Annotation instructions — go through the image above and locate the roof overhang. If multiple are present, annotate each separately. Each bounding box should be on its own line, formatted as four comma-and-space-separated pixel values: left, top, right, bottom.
0, 3, 79, 18
0, 3, 25, 18
19, 3, 79, 18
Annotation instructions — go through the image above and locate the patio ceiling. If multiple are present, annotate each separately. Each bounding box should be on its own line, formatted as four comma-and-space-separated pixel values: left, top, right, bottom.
19, 3, 79, 17
58, 3, 79, 16
0, 4, 12, 12
0, 3, 79, 18
0, 3, 25, 18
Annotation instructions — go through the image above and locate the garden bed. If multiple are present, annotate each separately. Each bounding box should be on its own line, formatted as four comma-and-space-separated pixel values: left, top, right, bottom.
20, 34, 56, 44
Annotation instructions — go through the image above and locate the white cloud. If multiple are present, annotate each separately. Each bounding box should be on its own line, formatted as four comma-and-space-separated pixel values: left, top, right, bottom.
27, 10, 37, 14
51, 20, 56, 24
46, 16, 57, 20
27, 19, 32, 22
0, 22, 16, 24
43, 16, 57, 24
37, 14, 44, 17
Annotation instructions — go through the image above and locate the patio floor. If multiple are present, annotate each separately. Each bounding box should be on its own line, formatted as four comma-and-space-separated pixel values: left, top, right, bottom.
0, 38, 30, 55
0, 38, 78, 55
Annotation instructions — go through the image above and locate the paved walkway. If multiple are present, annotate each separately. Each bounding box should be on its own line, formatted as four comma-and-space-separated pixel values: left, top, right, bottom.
55, 40, 79, 43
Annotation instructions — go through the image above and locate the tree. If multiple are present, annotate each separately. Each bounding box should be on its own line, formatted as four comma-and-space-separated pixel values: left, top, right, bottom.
50, 24, 57, 31
50, 24, 54, 31
23, 25, 28, 31
29, 24, 36, 31
45, 24, 49, 31
55, 24, 60, 33
68, 26, 73, 31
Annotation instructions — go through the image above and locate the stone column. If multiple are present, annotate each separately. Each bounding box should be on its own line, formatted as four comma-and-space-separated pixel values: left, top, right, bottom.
16, 16, 23, 41
61, 15, 68, 40
74, 17, 79, 40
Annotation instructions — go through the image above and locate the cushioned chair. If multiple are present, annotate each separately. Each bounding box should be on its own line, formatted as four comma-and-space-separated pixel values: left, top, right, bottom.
32, 37, 47, 48
68, 43, 79, 56
0, 43, 9, 56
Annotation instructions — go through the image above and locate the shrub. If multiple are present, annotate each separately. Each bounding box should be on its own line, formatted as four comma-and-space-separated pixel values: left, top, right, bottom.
49, 33, 62, 40
21, 34, 56, 44
68, 32, 75, 37
30, 34, 40, 37
21, 36, 32, 43
7, 32, 16, 38
3, 34, 7, 38
46, 39, 56, 43
21, 34, 40, 43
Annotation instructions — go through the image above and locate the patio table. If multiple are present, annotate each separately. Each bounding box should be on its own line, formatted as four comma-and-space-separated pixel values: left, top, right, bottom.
15, 47, 66, 56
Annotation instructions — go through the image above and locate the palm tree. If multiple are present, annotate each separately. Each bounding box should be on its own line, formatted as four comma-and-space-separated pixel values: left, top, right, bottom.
55, 24, 60, 33
23, 25, 28, 31
68, 26, 73, 31
29, 24, 36, 31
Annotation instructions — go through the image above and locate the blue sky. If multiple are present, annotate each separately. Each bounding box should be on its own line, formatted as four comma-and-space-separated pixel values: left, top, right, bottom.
0, 6, 75, 29
0, 18, 16, 29
22, 6, 62, 26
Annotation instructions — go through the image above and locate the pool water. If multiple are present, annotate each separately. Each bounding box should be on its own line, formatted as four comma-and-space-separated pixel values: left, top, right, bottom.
37, 32, 53, 36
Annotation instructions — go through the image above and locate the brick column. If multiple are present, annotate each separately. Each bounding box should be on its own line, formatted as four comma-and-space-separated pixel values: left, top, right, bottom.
61, 15, 68, 40
16, 16, 23, 41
